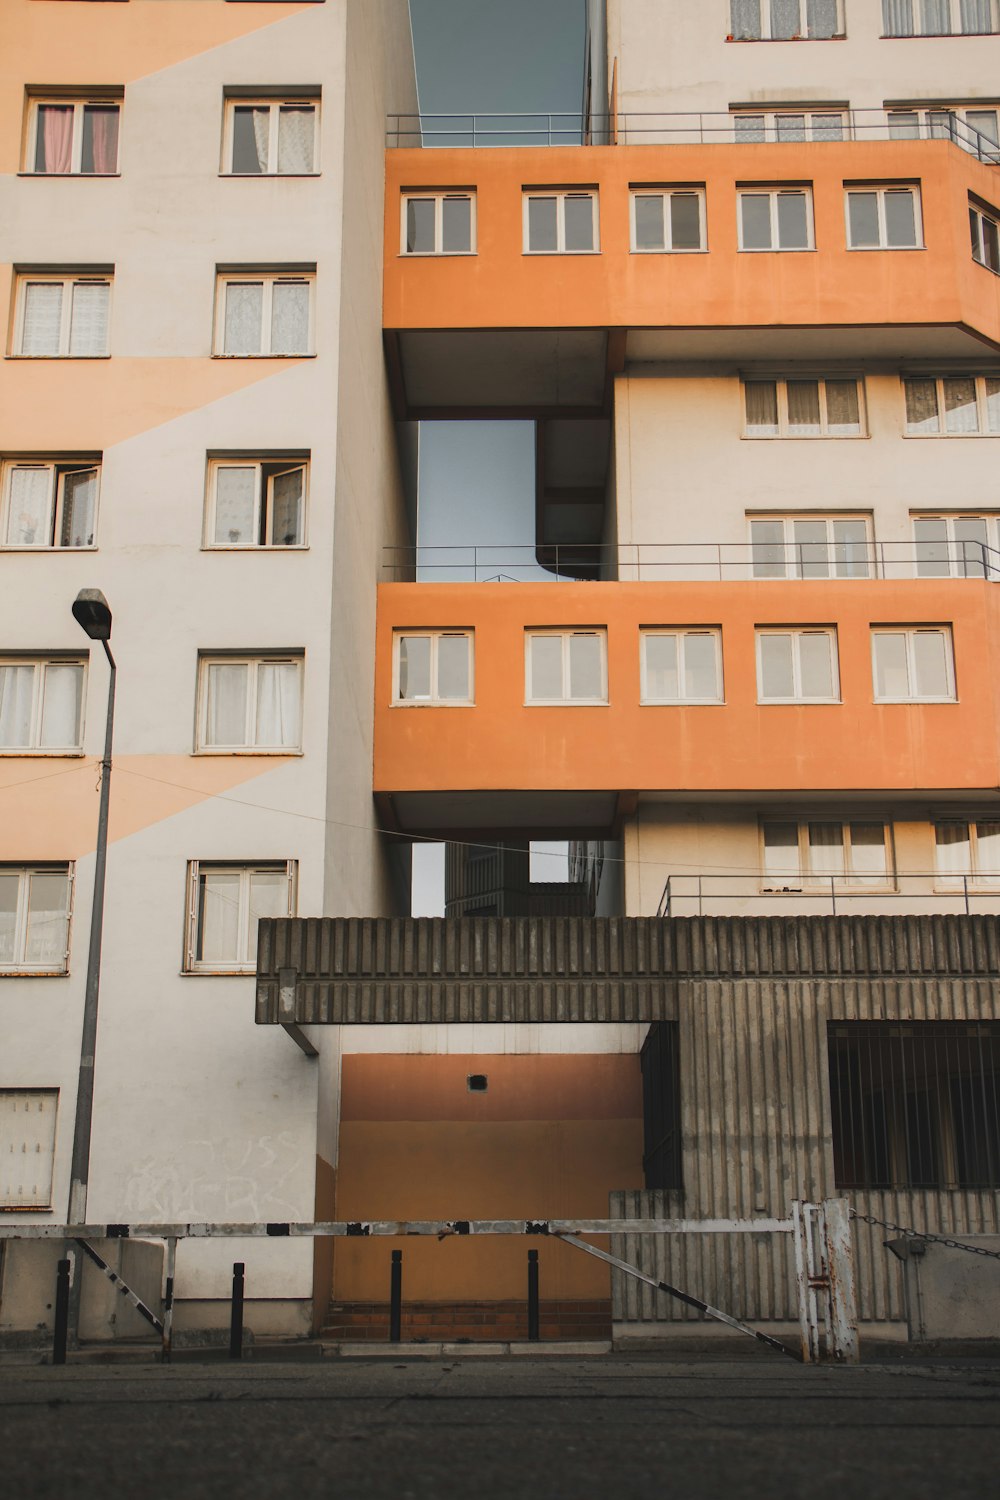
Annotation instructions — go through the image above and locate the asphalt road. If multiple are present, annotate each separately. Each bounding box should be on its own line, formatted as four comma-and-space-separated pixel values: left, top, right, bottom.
1, 1354, 999, 1500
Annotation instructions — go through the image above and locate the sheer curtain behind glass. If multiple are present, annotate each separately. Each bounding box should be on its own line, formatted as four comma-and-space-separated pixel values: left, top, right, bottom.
0, 666, 34, 747
198, 871, 241, 964
807, 0, 839, 35
206, 663, 249, 745
21, 283, 63, 355
60, 469, 98, 547
36, 106, 72, 172
255, 661, 300, 747
771, 0, 800, 37
962, 0, 994, 30
224, 283, 263, 354
278, 108, 314, 173
732, 0, 762, 37
5, 468, 51, 545
69, 282, 109, 356
24, 873, 69, 966
215, 467, 257, 544
883, 0, 914, 33
38, 665, 82, 748
270, 282, 309, 353
0, 874, 17, 964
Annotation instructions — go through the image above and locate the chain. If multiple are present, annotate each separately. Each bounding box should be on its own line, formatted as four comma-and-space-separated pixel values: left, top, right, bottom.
850, 1209, 1000, 1261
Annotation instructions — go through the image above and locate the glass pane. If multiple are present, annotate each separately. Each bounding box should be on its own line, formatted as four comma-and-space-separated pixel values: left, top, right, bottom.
832, 518, 870, 577
436, 635, 470, 700
69, 282, 109, 356
684, 633, 720, 700
644, 634, 679, 700
232, 107, 268, 173
634, 195, 665, 250
812, 113, 844, 141
954, 515, 989, 577
825, 380, 861, 435
670, 193, 702, 250
776, 191, 808, 248
986, 377, 1000, 433
914, 517, 950, 576
776, 115, 806, 143
759, 634, 795, 697
568, 633, 603, 699
962, 0, 995, 32
873, 633, 909, 697
277, 107, 314, 173
39, 664, 83, 748
0, 666, 35, 747
564, 194, 595, 252
731, 0, 762, 39
935, 822, 971, 888
406, 198, 436, 253
35, 105, 74, 173
762, 822, 800, 886
882, 0, 914, 37
247, 870, 286, 962
807, 0, 840, 37
735, 114, 766, 143
270, 281, 309, 354
944, 377, 979, 433
786, 380, 821, 435
398, 636, 431, 700
5, 467, 51, 546
912, 630, 951, 697
750, 518, 786, 577
269, 468, 304, 546
848, 192, 879, 247
985, 217, 1000, 273
741, 194, 772, 250
808, 823, 845, 879
198, 871, 241, 964
0, 874, 17, 964
745, 382, 779, 436
214, 467, 258, 545
528, 196, 558, 252
967, 109, 999, 146
793, 518, 830, 577
920, 0, 950, 32
971, 206, 984, 262
24, 873, 68, 966
442, 196, 472, 253
799, 632, 835, 697
255, 661, 301, 747
60, 468, 98, 548
205, 662, 249, 745
848, 824, 889, 885
529, 635, 563, 699
928, 110, 954, 142
770, 0, 800, 37
888, 111, 920, 141
81, 105, 120, 174
975, 822, 1000, 882
885, 189, 918, 247
21, 283, 63, 355
223, 282, 263, 354
904, 378, 940, 434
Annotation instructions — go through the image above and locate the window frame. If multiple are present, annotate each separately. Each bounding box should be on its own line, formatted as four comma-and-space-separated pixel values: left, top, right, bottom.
195, 653, 304, 753
213, 270, 316, 357
742, 377, 867, 438
933, 819, 1000, 891
0, 1089, 59, 1210
222, 95, 320, 176
629, 186, 707, 253
887, 107, 1000, 162
970, 199, 1000, 274
399, 191, 477, 256
755, 627, 840, 703
522, 189, 601, 255
639, 628, 724, 705
760, 820, 895, 893
391, 629, 475, 706
204, 457, 309, 550
12, 272, 112, 358
0, 458, 100, 550
732, 109, 847, 142
747, 513, 873, 579
845, 184, 923, 249
24, 95, 122, 175
729, 0, 847, 39
870, 626, 957, 703
881, 0, 1000, 36
912, 511, 1000, 577
183, 859, 296, 975
0, 865, 74, 976
524, 628, 609, 705
903, 375, 1000, 437
0, 656, 87, 754
736, 186, 815, 251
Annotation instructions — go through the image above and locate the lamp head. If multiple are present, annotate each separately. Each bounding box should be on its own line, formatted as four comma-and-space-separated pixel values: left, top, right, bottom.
72, 589, 112, 641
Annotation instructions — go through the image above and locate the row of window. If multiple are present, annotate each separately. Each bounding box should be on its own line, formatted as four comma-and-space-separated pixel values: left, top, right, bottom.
746, 373, 1000, 439
747, 512, 1000, 578
730, 0, 999, 39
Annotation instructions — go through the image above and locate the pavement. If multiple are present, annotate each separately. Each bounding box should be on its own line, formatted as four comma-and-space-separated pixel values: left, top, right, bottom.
2, 1352, 999, 1500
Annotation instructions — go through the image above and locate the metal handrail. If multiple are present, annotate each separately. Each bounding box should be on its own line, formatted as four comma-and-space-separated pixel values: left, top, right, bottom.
656, 872, 994, 918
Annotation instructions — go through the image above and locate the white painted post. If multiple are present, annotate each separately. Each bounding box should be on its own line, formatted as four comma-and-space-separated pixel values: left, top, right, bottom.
822, 1199, 860, 1364
793, 1201, 821, 1363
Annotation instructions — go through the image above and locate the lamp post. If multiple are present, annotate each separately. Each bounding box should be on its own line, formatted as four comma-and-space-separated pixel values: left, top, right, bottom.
68, 589, 115, 1228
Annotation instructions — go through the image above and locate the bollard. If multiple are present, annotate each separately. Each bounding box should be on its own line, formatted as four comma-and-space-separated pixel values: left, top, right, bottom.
52, 1258, 71, 1366
527, 1249, 540, 1342
390, 1249, 402, 1343
229, 1262, 245, 1360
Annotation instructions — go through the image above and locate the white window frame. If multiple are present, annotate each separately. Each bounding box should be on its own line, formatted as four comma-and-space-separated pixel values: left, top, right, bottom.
12, 273, 112, 358
887, 107, 1000, 162
640, 629, 724, 704
629, 187, 707, 253
213, 272, 315, 357
729, 0, 846, 39
524, 629, 608, 705
903, 375, 1000, 437
391, 630, 474, 706
25, 96, 122, 175
204, 458, 308, 549
400, 192, 477, 255
184, 860, 296, 974
0, 1090, 59, 1210
737, 187, 814, 251
881, 0, 1000, 36
522, 190, 600, 254
755, 628, 840, 702
742, 377, 866, 438
0, 657, 87, 754
970, 200, 1000, 274
912, 512, 1000, 576
933, 819, 1000, 891
732, 110, 847, 142
845, 185, 923, 249
195, 654, 304, 753
0, 865, 73, 975
0, 459, 100, 550
748, 514, 873, 579
760, 820, 894, 893
870, 627, 956, 702
222, 96, 320, 175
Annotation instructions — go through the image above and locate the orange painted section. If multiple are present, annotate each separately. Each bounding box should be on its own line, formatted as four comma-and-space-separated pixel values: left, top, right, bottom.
341, 1054, 642, 1122
385, 142, 1000, 343
375, 580, 1000, 797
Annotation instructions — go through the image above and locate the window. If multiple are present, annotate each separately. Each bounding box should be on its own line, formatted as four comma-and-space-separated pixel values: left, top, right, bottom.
970, 200, 1000, 273
1, 459, 99, 548
734, 110, 845, 142
761, 821, 892, 891
205, 458, 306, 547
737, 187, 813, 250
904, 375, 1000, 437
525, 630, 607, 704
913, 513, 1000, 577
392, 631, 473, 705
185, 861, 296, 973
641, 1024, 682, 1192
749, 515, 871, 579
0, 866, 72, 974
888, 107, 1000, 162
0, 1091, 59, 1210
215, 271, 313, 356
845, 185, 921, 248
871, 627, 955, 701
829, 1023, 1000, 1191
401, 192, 475, 254
756, 629, 839, 701
881, 0, 999, 35
934, 820, 1000, 890
26, 96, 121, 174
196, 654, 303, 751
0, 658, 85, 752
523, 190, 599, 253
13, 273, 111, 357
630, 188, 705, 252
730, 0, 844, 38
224, 97, 318, 174
743, 378, 864, 437
641, 630, 723, 703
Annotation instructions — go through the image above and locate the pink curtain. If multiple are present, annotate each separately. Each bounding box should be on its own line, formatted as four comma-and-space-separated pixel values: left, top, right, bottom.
89, 108, 119, 173
40, 106, 73, 173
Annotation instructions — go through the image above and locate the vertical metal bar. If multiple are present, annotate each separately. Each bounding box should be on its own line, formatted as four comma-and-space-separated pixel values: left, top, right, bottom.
964, 874, 970, 917
52, 1257, 70, 1366
229, 1262, 245, 1360
830, 875, 837, 918
390, 1249, 402, 1343
161, 1238, 176, 1364
698, 876, 703, 918
527, 1249, 540, 1341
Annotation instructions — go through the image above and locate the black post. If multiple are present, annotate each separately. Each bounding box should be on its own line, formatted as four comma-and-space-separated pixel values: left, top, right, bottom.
527, 1249, 540, 1342
389, 1249, 402, 1343
52, 1258, 71, 1366
229, 1262, 245, 1360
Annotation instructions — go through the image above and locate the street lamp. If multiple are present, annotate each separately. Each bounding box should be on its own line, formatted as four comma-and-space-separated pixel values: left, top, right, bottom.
68, 590, 115, 1227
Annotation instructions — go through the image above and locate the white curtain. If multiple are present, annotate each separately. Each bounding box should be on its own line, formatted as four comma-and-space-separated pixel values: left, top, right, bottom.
60, 468, 97, 547
269, 467, 304, 545
770, 0, 800, 38
935, 823, 971, 889
206, 662, 249, 745
0, 873, 18, 964
943, 377, 978, 433
644, 634, 679, 701
847, 824, 888, 886
745, 381, 779, 434
398, 636, 431, 700
786, 380, 821, 432
904, 378, 939, 433
277, 107, 314, 173
920, 0, 950, 31
224, 282, 263, 354
807, 823, 845, 880
252, 108, 270, 171
68, 281, 109, 355
199, 871, 241, 964
38, 664, 82, 748
215, 466, 258, 544
24, 872, 69, 966
961, 0, 994, 30
825, 380, 860, 434
255, 661, 300, 747
269, 281, 309, 354
21, 283, 62, 355
731, 0, 761, 38
6, 467, 51, 545
807, 0, 839, 36
0, 665, 34, 747
882, 0, 914, 34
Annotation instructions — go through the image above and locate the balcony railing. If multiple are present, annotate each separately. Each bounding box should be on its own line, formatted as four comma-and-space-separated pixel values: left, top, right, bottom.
657, 872, 1000, 918
382, 540, 1000, 583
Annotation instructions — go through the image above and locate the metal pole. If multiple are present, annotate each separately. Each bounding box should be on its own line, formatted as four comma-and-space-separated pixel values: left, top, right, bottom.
389, 1249, 402, 1342
52, 1258, 70, 1365
527, 1249, 540, 1341
229, 1262, 245, 1360
161, 1237, 176, 1363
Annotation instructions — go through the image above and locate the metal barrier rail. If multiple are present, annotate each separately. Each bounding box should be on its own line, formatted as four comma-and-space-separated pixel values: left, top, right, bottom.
656, 872, 999, 918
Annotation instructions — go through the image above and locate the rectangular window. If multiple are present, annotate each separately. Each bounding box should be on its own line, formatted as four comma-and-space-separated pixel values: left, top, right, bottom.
756, 628, 839, 701
762, 821, 892, 890
640, 1024, 682, 1192
0, 659, 85, 752
196, 654, 303, 751
525, 629, 607, 704
737, 187, 813, 250
935, 819, 1000, 889
743, 377, 864, 438
630, 188, 706, 252
392, 631, 473, 705
734, 110, 845, 142
846, 185, 921, 248
904, 375, 1000, 438
829, 1022, 1000, 1190
215, 271, 314, 356
970, 200, 1000, 273
913, 513, 999, 577
730, 0, 844, 38
871, 627, 956, 701
14, 274, 111, 357
888, 107, 1000, 161
27, 97, 121, 174
185, 861, 296, 973
205, 458, 307, 548
749, 515, 871, 579
401, 192, 475, 254
523, 190, 599, 254
224, 97, 318, 174
0, 1091, 59, 1209
0, 460, 99, 549
882, 0, 999, 34
0, 866, 72, 974
641, 630, 724, 704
